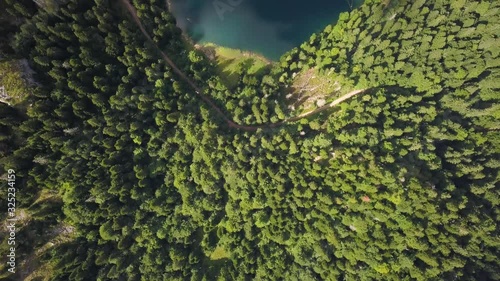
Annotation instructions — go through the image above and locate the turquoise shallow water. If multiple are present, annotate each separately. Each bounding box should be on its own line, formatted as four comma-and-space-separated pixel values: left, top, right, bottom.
169, 0, 363, 60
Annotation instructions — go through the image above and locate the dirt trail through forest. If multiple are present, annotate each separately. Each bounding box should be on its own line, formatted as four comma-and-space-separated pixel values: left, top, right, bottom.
121, 0, 366, 131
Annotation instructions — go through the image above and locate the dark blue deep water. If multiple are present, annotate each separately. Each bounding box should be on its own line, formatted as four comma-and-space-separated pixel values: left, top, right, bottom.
169, 0, 363, 60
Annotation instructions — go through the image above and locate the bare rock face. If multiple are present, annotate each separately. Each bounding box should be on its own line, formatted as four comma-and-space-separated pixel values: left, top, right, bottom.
316, 99, 326, 107
0, 86, 10, 105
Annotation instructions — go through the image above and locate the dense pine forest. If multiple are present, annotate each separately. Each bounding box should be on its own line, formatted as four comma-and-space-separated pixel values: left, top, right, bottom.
0, 0, 499, 280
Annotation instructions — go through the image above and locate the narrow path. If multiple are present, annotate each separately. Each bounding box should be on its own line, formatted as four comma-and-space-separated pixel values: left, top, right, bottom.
285, 88, 366, 122
121, 0, 367, 131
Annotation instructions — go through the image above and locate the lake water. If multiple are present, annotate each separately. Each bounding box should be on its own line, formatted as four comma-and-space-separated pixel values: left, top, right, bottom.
169, 0, 363, 60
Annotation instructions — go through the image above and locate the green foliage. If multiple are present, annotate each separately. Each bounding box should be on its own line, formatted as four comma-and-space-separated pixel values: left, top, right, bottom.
3, 0, 499, 280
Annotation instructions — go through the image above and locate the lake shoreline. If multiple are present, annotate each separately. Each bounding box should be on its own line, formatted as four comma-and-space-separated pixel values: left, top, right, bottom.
166, 0, 276, 63
198, 42, 275, 65
166, 0, 362, 62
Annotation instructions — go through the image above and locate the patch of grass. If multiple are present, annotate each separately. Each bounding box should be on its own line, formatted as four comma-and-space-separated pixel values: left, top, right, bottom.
23, 224, 76, 281
209, 245, 230, 260
0, 59, 34, 106
199, 43, 272, 89
286, 68, 353, 114
32, 189, 59, 205
24, 261, 55, 281
0, 188, 71, 280
198, 241, 230, 278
